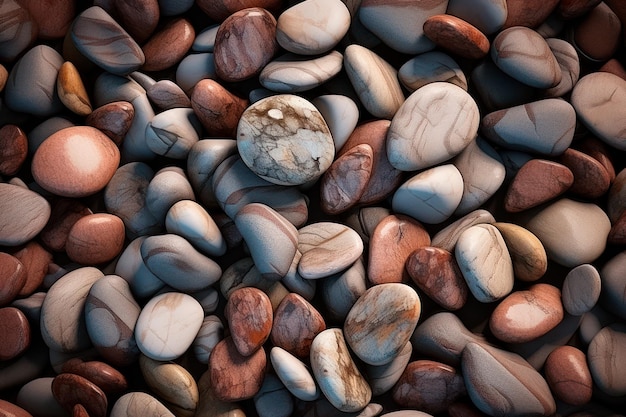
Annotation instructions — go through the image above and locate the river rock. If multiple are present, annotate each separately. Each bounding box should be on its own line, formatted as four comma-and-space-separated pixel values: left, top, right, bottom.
398, 51, 467, 93
0, 183, 50, 247
145, 107, 201, 159
557, 147, 611, 199
260, 51, 343, 93
321, 258, 367, 323
146, 80, 190, 110
61, 358, 127, 394
0, 307, 30, 361
544, 346, 592, 405
271, 347, 319, 401
115, 236, 166, 299
145, 167, 195, 223
423, 14, 490, 60
165, 200, 225, 257
225, 287, 272, 356
0, 0, 37, 63
86, 101, 134, 146
562, 264, 601, 316
588, 325, 626, 396
545, 38, 580, 98
431, 209, 495, 252
15, 377, 67, 417
142, 18, 194, 72
493, 222, 547, 282
66, 213, 125, 265
312, 94, 359, 151
503, 0, 559, 28
56, 61, 92, 116
110, 392, 175, 417
51, 373, 107, 417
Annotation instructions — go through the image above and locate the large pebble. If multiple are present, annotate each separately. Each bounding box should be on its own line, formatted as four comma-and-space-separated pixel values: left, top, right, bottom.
398, 51, 467, 93
225, 287, 273, 356
455, 224, 514, 303
588, 325, 626, 396
0, 183, 50, 247
310, 328, 372, 412
387, 82, 479, 172
544, 346, 592, 405
270, 347, 319, 401
61, 358, 128, 394
423, 14, 490, 60
141, 18, 194, 72
254, 374, 294, 417
135, 292, 204, 360
344, 283, 421, 366
196, 368, 246, 417
558, 147, 611, 199
86, 101, 134, 146
66, 213, 125, 265
260, 51, 343, 93
237, 94, 335, 186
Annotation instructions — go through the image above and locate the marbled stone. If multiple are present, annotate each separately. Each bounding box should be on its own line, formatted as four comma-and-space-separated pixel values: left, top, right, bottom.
276, 0, 350, 55
86, 101, 134, 146
493, 222, 547, 282
142, 18, 194, 72
114, 236, 165, 299
0, 307, 30, 361
145, 107, 201, 159
392, 164, 464, 224
588, 324, 626, 396
406, 246, 468, 311
0, 183, 50, 246
271, 347, 320, 401
0, 124, 28, 176
447, 0, 507, 34
343, 44, 405, 119
260, 51, 343, 93
166, 200, 225, 257
51, 373, 107, 417
110, 392, 175, 417
387, 82, 479, 171
455, 224, 514, 303
310, 328, 372, 412
147, 80, 190, 110
398, 51, 467, 92
545, 38, 580, 98
544, 346, 592, 405
193, 315, 223, 364
344, 283, 421, 366
61, 358, 128, 394
423, 14, 490, 60
431, 209, 495, 252
66, 213, 125, 265
321, 258, 367, 323
225, 287, 273, 356
0, 0, 37, 63
135, 292, 204, 360
71, 6, 145, 75
558, 147, 611, 199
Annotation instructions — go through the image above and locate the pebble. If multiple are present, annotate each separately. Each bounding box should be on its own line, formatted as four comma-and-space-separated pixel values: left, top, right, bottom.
61, 358, 128, 394
193, 315, 223, 364
310, 328, 372, 412
166, 200, 226, 257
358, 0, 447, 54
142, 18, 194, 72
571, 72, 626, 150
320, 258, 367, 322
145, 167, 196, 222
225, 287, 272, 356
191, 79, 248, 138
187, 139, 237, 207
493, 222, 548, 282
0, 124, 28, 176
544, 346, 593, 405
561, 264, 601, 316
260, 51, 343, 93
214, 8, 278, 82
388, 82, 478, 172
0, 0, 37, 63
40, 267, 103, 353
471, 60, 539, 112
254, 374, 294, 417
86, 101, 134, 146
588, 325, 626, 396
368, 214, 430, 285
573, 2, 621, 62
65, 213, 125, 265
282, 250, 316, 301
0, 307, 30, 361
312, 95, 358, 152
32, 126, 120, 198
134, 292, 204, 360
16, 377, 68, 417
392, 164, 464, 224
297, 222, 363, 279
504, 159, 574, 212
406, 246, 468, 311
13, 241, 52, 297
558, 147, 612, 199
234, 203, 298, 280
423, 14, 490, 60
601, 251, 626, 319
0, 183, 50, 247
462, 342, 556, 416
344, 283, 420, 366
447, 0, 507, 35
110, 392, 175, 417
145, 107, 201, 159
397, 51, 468, 92
0, 253, 26, 306
195, 368, 246, 417
70, 6, 145, 75
270, 346, 320, 401
455, 224, 514, 303
503, 0, 560, 29
343, 44, 405, 119
192, 24, 219, 52
56, 61, 92, 116
112, 0, 159, 43
481, 98, 576, 156
392, 360, 466, 415
209, 336, 267, 401
146, 80, 190, 110
51, 373, 108, 417
524, 198, 611, 267
84, 275, 141, 366
276, 0, 350, 55
431, 209, 495, 252
545, 38, 580, 98
139, 355, 199, 417
115, 236, 166, 299
0, 399, 33, 417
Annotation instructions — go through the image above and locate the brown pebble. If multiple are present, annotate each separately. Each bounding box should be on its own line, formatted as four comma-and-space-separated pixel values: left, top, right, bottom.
73, 404, 89, 417
85, 101, 134, 146
65, 213, 125, 265
190, 79, 248, 137
0, 307, 31, 361
576, 136, 616, 182
599, 57, 626, 82
52, 373, 108, 417
423, 14, 490, 60
113, 0, 160, 43
225, 287, 273, 357
503, 0, 560, 28
557, 147, 611, 198
19, 0, 75, 39
0, 399, 33, 417
13, 241, 53, 297
61, 358, 128, 394
40, 198, 93, 252
608, 211, 626, 244
573, 2, 622, 62
142, 18, 195, 72
0, 253, 26, 306
544, 345, 592, 405
0, 124, 28, 176
57, 61, 92, 116
0, 63, 7, 91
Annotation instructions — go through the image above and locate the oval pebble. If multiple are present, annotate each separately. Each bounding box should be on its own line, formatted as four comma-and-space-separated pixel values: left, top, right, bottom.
588, 325, 626, 396
51, 373, 107, 417
86, 101, 134, 146
562, 264, 601, 316
398, 51, 467, 92
493, 222, 548, 282
166, 200, 226, 257
271, 292, 325, 358
145, 107, 201, 159
190, 78, 248, 137
260, 51, 343, 93
193, 315, 223, 364
135, 292, 204, 361
544, 346, 592, 405
15, 377, 67, 417
225, 287, 273, 356
271, 346, 319, 401
0, 307, 30, 361
61, 358, 128, 394
141, 18, 194, 72
423, 14, 490, 60
66, 213, 125, 265
311, 94, 359, 152
0, 183, 50, 247
0, 253, 26, 306
110, 392, 174, 417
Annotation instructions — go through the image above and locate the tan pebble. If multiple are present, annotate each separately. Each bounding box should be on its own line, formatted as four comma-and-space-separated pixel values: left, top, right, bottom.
57, 61, 92, 116
493, 222, 548, 282
66, 213, 125, 265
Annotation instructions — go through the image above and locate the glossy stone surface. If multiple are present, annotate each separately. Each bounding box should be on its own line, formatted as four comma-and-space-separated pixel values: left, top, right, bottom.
544, 346, 592, 405
423, 14, 490, 60
493, 222, 547, 282
0, 307, 30, 361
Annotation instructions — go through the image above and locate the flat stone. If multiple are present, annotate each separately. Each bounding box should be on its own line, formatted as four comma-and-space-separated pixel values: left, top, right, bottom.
387, 82, 479, 172
260, 51, 343, 93
481, 99, 576, 155
544, 38, 580, 98
225, 287, 273, 356
366, 341, 412, 396
135, 292, 204, 360
193, 315, 223, 364
398, 51, 467, 92
503, 0, 560, 28
321, 258, 367, 323
343, 44, 405, 119
524, 198, 611, 267
142, 18, 194, 72
110, 392, 174, 417
61, 359, 128, 394
557, 147, 611, 198
310, 328, 372, 412
544, 346, 592, 405
297, 222, 363, 279
431, 209, 495, 252
423, 14, 490, 60
271, 347, 319, 401
0, 183, 51, 247
406, 246, 468, 311
493, 222, 548, 282
237, 94, 334, 186
392, 164, 464, 224
0, 307, 30, 361
0, 124, 28, 176
455, 224, 514, 303
344, 283, 421, 366
447, 0, 507, 34
276, 0, 350, 55
0, 253, 26, 306
66, 213, 125, 265
86, 101, 134, 146
52, 373, 107, 417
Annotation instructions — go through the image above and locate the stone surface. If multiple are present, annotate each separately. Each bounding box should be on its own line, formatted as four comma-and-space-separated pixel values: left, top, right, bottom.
237, 94, 335, 185
0, 0, 37, 63
86, 101, 134, 146
0, 124, 28, 176
195, 368, 246, 417
545, 38, 580, 98
573, 2, 621, 62
0, 307, 30, 361
271, 347, 319, 401
115, 236, 166, 299
544, 346, 592, 406
66, 213, 125, 265
110, 392, 174, 417
57, 61, 92, 116
503, 0, 560, 28
562, 264, 601, 316
387, 82, 479, 172
225, 287, 273, 356
145, 107, 201, 159
271, 292, 325, 358
61, 358, 128, 394
0, 253, 26, 306
193, 315, 223, 364
52, 373, 108, 417
588, 325, 626, 396
423, 14, 490, 60
431, 209, 495, 252
166, 200, 226, 257
142, 18, 194, 72
493, 222, 547, 282
260, 51, 343, 93
0, 183, 51, 246
312, 94, 359, 151
13, 241, 52, 297
367, 341, 412, 396
191, 79, 248, 137
447, 0, 507, 34
398, 51, 467, 92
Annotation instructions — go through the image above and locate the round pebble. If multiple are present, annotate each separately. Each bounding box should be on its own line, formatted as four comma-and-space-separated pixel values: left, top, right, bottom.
544, 346, 592, 405
66, 213, 125, 265
0, 307, 30, 361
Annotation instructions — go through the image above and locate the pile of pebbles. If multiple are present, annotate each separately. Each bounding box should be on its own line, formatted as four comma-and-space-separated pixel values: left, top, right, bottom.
2, 0, 626, 416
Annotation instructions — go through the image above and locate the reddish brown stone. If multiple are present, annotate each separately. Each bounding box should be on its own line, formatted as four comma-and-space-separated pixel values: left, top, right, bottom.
0, 307, 30, 361
191, 79, 248, 137
368, 214, 431, 285
20, 0, 75, 39
52, 373, 108, 417
338, 120, 403, 205
73, 404, 89, 417
0, 252, 26, 306
0, 399, 33, 417
85, 101, 134, 146
13, 241, 53, 297
574, 2, 622, 62
113, 0, 160, 43
40, 198, 93, 252
225, 287, 273, 357
392, 360, 466, 414
609, 211, 626, 245
544, 345, 592, 405
576, 136, 616, 182
503, 0, 560, 28
599, 58, 626, 82
0, 124, 28, 176
504, 159, 574, 213
209, 336, 267, 401
406, 246, 468, 311
557, 148, 611, 198
0, 64, 7, 92
423, 14, 490, 60
197, 0, 283, 22
141, 18, 195, 72
61, 358, 128, 394
558, 0, 602, 19
65, 213, 125, 265
270, 292, 326, 358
